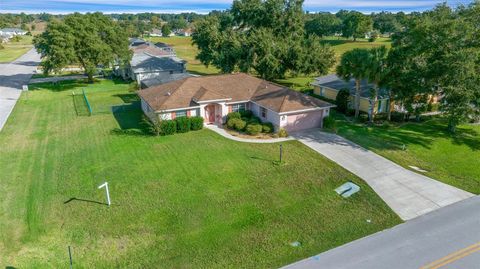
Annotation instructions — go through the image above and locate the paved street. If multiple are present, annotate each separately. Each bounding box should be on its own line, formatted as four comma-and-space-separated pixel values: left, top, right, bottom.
291, 129, 473, 220
0, 49, 40, 131
283, 195, 480, 269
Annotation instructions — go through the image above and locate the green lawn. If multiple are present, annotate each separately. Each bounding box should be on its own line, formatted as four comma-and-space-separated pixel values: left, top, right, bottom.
0, 78, 400, 268
0, 35, 33, 63
147, 36, 220, 75
332, 113, 480, 194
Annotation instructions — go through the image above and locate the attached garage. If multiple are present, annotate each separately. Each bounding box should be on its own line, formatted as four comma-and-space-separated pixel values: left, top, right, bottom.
283, 110, 324, 132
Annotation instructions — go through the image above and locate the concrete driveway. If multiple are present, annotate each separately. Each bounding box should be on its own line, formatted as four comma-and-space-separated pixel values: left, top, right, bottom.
283, 195, 480, 269
0, 49, 40, 131
291, 129, 473, 220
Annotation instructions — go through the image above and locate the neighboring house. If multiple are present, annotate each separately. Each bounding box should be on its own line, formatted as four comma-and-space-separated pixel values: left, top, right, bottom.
150, 29, 163, 37
115, 39, 185, 85
129, 38, 147, 47
154, 42, 175, 55
125, 53, 187, 85
0, 28, 27, 37
140, 73, 193, 89
177, 28, 193, 37
312, 74, 390, 114
0, 33, 10, 43
138, 73, 335, 132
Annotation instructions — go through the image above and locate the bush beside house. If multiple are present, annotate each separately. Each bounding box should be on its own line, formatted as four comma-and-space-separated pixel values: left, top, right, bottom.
226, 111, 277, 137
147, 116, 203, 136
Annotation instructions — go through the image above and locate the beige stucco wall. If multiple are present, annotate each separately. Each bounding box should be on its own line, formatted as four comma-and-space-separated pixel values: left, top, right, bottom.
313, 86, 338, 100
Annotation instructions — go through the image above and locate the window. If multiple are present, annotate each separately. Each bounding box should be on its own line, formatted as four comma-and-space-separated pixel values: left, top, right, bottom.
261, 107, 267, 118
232, 103, 246, 112
176, 110, 187, 117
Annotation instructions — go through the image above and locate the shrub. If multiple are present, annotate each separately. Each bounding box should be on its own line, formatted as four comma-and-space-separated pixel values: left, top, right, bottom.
190, 116, 204, 131
323, 116, 336, 130
0, 43, 4, 50
234, 119, 246, 131
175, 116, 191, 133
390, 111, 407, 122
227, 112, 241, 121
335, 89, 350, 113
248, 116, 261, 124
240, 110, 253, 118
227, 118, 237, 129
246, 123, 263, 135
227, 118, 246, 131
262, 122, 274, 133
278, 128, 288, 138
159, 120, 177, 136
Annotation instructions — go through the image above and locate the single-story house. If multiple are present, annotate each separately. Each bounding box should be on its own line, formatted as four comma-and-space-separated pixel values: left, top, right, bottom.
312, 74, 390, 114
140, 73, 193, 89
115, 40, 185, 85
0, 28, 27, 36
138, 73, 335, 132
154, 42, 175, 54
125, 53, 187, 85
177, 28, 193, 37
150, 29, 163, 37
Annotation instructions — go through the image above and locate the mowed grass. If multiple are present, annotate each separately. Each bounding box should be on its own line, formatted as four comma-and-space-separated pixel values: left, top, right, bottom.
147, 36, 220, 75
0, 35, 33, 63
0, 79, 400, 268
333, 113, 480, 194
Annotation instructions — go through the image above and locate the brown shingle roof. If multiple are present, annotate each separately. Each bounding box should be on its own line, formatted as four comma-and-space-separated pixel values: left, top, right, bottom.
138, 73, 334, 112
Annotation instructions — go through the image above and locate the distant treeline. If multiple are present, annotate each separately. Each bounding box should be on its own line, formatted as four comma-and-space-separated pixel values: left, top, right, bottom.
0, 9, 442, 39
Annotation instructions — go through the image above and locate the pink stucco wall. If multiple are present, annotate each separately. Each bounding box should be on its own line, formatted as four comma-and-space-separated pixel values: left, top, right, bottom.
283, 110, 324, 132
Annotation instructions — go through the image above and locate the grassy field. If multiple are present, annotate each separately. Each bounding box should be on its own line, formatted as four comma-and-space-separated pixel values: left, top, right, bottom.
147, 36, 220, 75
0, 78, 400, 268
0, 35, 33, 63
332, 113, 480, 194
148, 36, 391, 91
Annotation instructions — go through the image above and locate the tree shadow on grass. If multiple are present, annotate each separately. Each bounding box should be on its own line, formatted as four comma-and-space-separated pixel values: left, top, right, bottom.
111, 104, 150, 136
29, 79, 90, 92
339, 119, 480, 152
63, 197, 108, 206
112, 93, 140, 103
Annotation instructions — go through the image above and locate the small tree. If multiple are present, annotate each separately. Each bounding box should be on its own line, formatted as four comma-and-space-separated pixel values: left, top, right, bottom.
161, 24, 172, 37
336, 48, 370, 118
335, 89, 350, 113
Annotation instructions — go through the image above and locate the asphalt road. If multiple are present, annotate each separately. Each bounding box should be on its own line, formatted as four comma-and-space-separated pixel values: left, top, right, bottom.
282, 195, 480, 269
0, 48, 40, 131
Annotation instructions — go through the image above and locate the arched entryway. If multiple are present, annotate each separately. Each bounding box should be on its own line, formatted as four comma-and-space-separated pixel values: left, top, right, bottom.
204, 104, 217, 124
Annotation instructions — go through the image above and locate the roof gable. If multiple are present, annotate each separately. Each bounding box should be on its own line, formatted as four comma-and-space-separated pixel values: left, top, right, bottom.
138, 73, 333, 112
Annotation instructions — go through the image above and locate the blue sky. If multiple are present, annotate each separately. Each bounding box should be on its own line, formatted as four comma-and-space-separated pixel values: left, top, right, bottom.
0, 0, 473, 14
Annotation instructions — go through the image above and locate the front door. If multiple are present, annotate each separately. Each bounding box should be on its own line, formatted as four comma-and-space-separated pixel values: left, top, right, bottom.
205, 104, 216, 123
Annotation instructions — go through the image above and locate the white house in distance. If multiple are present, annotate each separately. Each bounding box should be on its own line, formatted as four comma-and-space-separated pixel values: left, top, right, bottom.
0, 28, 27, 37
138, 73, 335, 132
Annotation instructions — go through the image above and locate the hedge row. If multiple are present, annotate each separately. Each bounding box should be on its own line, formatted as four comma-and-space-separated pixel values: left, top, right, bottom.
226, 111, 274, 136
150, 116, 204, 136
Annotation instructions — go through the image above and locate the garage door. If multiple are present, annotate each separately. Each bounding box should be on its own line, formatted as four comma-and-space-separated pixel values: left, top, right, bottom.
284, 110, 323, 132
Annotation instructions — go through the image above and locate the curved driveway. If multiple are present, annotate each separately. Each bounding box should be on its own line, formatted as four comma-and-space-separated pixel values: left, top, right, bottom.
291, 129, 473, 221
0, 48, 40, 131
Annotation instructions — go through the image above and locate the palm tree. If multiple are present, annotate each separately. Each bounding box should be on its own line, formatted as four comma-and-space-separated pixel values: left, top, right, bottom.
366, 46, 388, 123
336, 48, 371, 118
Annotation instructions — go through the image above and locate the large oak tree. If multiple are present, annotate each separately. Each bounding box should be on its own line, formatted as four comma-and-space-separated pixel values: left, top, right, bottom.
192, 0, 335, 80
34, 12, 132, 82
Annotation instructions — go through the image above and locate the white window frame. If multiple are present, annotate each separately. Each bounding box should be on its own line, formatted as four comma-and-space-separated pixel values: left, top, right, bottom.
176, 110, 187, 117
232, 103, 246, 112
